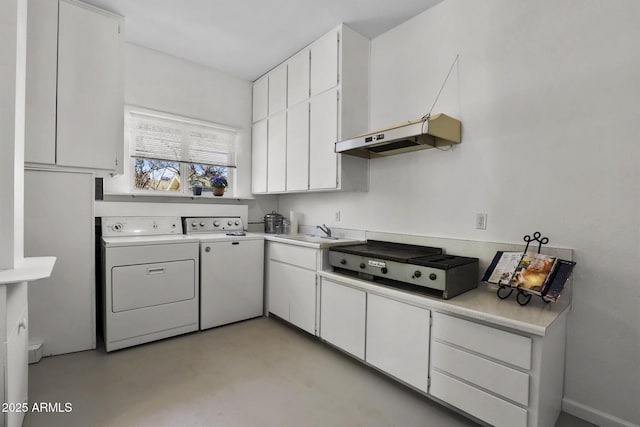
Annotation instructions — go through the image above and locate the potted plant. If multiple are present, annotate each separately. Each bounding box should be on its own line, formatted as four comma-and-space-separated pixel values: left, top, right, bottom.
211, 176, 227, 196
190, 179, 203, 196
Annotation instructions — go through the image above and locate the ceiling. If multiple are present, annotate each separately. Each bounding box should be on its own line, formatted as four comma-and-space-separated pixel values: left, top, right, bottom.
81, 0, 444, 81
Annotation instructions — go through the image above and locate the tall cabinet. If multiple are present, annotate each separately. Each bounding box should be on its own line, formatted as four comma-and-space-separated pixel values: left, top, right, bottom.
25, 0, 123, 173
251, 24, 370, 194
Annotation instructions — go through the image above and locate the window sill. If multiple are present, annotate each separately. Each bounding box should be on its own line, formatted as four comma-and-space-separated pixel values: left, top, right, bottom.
101, 192, 247, 203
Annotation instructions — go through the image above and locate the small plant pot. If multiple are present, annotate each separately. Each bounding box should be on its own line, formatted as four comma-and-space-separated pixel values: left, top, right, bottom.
192, 186, 203, 196
213, 187, 225, 197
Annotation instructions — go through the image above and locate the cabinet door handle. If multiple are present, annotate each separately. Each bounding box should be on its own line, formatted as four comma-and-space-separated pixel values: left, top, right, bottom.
232, 242, 239, 245
147, 267, 165, 275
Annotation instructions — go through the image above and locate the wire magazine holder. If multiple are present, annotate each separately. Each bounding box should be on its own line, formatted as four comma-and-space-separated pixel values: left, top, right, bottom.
483, 232, 576, 306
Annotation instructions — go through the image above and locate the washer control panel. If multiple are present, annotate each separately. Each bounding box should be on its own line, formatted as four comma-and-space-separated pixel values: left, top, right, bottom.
183, 217, 243, 233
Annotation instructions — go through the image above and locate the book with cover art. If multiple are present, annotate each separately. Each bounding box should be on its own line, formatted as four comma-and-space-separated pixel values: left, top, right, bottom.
483, 251, 575, 302
509, 252, 557, 295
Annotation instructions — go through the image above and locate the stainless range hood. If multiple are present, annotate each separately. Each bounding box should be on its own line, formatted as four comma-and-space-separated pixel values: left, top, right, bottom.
335, 113, 461, 159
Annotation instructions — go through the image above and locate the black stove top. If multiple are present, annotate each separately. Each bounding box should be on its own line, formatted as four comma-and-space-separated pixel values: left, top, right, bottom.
330, 240, 442, 263
408, 254, 479, 270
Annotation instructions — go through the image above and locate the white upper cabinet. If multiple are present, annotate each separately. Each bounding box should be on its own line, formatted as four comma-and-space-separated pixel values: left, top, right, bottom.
56, 0, 123, 171
268, 65, 287, 115
267, 111, 287, 192
310, 28, 339, 97
251, 119, 268, 193
25, 0, 123, 172
309, 89, 338, 190
287, 49, 310, 107
286, 101, 309, 191
25, 0, 58, 165
251, 24, 369, 194
252, 76, 268, 122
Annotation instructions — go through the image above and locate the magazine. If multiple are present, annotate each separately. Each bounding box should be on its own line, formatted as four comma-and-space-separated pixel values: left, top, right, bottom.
483, 251, 523, 285
509, 252, 557, 295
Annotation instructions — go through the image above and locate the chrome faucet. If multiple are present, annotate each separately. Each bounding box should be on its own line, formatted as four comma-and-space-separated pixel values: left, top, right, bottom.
316, 224, 332, 237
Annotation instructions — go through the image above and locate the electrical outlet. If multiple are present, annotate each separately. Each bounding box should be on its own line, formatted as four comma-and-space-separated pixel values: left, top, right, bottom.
335, 210, 341, 222
476, 213, 487, 230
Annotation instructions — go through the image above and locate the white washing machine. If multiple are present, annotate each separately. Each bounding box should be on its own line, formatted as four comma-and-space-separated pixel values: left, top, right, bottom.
101, 217, 199, 352
184, 217, 264, 330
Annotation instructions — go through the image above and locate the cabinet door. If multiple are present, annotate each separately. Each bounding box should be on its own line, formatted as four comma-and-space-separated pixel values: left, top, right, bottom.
267, 261, 290, 320
288, 49, 310, 106
57, 0, 122, 170
6, 303, 29, 427
252, 76, 268, 122
200, 240, 264, 329
268, 65, 287, 114
251, 119, 268, 193
366, 294, 430, 392
310, 28, 339, 96
288, 268, 317, 335
320, 279, 366, 359
267, 111, 287, 192
309, 88, 338, 190
24, 0, 58, 165
286, 101, 309, 191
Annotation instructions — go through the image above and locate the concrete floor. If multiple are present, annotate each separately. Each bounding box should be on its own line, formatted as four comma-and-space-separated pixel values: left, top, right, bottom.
25, 317, 595, 427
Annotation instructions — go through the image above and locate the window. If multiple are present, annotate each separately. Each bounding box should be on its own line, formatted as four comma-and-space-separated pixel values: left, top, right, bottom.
126, 107, 237, 196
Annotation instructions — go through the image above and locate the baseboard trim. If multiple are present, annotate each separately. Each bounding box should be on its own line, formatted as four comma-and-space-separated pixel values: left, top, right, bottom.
563, 398, 639, 427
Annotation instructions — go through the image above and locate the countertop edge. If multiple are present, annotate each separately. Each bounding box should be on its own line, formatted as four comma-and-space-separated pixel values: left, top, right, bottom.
0, 257, 57, 285
318, 270, 569, 336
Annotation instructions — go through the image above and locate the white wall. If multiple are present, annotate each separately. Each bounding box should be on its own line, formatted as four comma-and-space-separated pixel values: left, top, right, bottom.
279, 1, 640, 425
102, 43, 277, 223
0, 0, 27, 269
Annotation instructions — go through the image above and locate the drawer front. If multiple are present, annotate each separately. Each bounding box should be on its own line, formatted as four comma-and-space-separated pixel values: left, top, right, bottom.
431, 341, 529, 406
112, 260, 196, 312
430, 370, 528, 427
432, 312, 532, 370
268, 242, 317, 270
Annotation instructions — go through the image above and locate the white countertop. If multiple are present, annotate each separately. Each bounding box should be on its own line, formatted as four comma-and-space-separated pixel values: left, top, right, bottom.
318, 270, 570, 336
264, 234, 365, 249
0, 257, 56, 285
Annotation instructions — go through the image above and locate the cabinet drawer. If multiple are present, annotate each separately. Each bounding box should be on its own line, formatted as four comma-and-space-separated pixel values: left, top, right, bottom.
432, 312, 532, 370
430, 370, 527, 427
268, 242, 317, 270
431, 341, 529, 406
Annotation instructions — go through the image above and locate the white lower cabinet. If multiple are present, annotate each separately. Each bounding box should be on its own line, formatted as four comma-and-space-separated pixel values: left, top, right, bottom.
313, 276, 567, 427
366, 294, 430, 392
266, 242, 319, 335
319, 279, 366, 359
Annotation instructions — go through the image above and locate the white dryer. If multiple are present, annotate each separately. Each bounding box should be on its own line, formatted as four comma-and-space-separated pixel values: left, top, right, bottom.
184, 217, 264, 330
101, 217, 199, 352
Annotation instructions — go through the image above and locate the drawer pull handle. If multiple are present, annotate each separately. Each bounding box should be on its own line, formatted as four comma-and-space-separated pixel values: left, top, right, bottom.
147, 267, 165, 275
232, 242, 240, 245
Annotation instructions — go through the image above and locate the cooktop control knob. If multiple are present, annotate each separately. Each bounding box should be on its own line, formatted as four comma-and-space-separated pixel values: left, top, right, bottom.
227, 220, 233, 226
381, 267, 388, 274
213, 221, 220, 227
340, 259, 347, 265
429, 273, 437, 281
191, 222, 197, 228
359, 263, 366, 269
112, 223, 123, 232
414, 271, 422, 278
234, 220, 240, 226
200, 222, 205, 227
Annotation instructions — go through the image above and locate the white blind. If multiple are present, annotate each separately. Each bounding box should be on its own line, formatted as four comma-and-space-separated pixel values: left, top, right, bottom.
128, 109, 237, 167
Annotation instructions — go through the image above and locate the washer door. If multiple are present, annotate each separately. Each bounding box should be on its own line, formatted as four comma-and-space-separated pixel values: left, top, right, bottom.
111, 260, 195, 312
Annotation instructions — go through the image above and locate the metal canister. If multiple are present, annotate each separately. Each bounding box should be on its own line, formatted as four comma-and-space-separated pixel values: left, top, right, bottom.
264, 211, 284, 234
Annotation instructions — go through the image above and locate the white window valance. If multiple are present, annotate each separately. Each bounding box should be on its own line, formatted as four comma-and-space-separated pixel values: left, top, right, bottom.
127, 107, 237, 168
